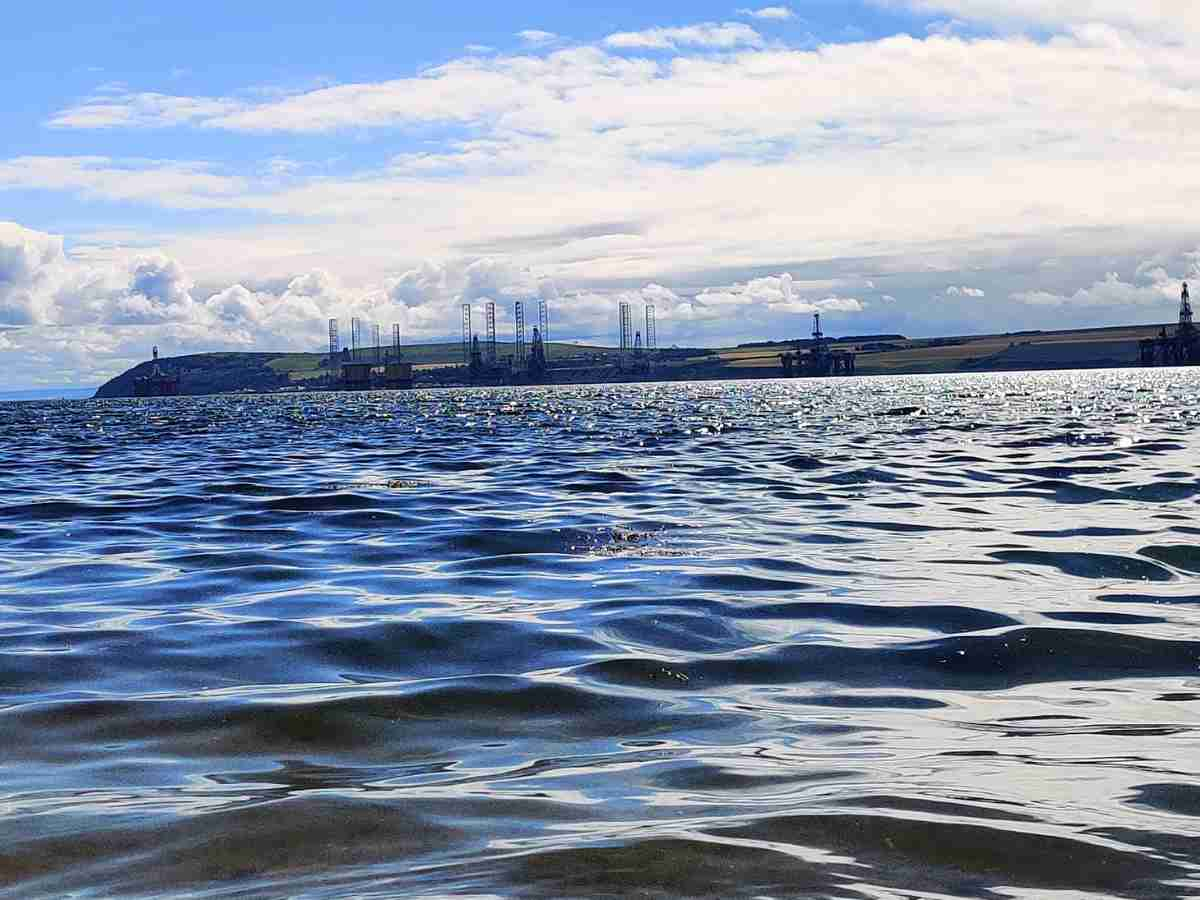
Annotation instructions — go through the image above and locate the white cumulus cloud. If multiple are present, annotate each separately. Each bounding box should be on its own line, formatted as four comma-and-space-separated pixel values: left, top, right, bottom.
1011, 269, 1181, 308
0, 222, 64, 325
877, 1, 1200, 41
603, 22, 762, 50
13, 11, 1200, 384
517, 30, 558, 45
738, 6, 795, 20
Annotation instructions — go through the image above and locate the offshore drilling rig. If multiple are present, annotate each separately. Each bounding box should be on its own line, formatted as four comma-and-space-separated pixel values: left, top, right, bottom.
461, 298, 557, 384
780, 313, 856, 377
618, 302, 657, 373
1140, 282, 1200, 366
456, 296, 662, 384
327, 317, 414, 389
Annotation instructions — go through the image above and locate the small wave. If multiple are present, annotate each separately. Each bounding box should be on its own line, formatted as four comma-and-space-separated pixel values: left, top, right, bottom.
990, 549, 1175, 581
1139, 544, 1200, 574
5, 372, 1200, 898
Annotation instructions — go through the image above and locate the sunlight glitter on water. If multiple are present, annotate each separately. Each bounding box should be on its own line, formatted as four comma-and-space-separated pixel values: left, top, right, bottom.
0, 370, 1199, 897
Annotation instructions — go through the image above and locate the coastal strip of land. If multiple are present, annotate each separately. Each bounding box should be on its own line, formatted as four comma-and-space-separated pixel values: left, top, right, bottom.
93, 323, 1174, 398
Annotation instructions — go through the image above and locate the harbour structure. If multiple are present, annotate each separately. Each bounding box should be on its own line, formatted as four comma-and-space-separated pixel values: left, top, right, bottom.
1140, 283, 1200, 366
133, 346, 180, 396
780, 313, 856, 377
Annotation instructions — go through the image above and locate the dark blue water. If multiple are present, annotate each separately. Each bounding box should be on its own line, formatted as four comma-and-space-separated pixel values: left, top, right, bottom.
2, 371, 1200, 898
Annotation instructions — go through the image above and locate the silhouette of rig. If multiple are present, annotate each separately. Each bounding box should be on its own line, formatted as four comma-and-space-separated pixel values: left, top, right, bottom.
779, 313, 857, 378
329, 319, 414, 390
456, 298, 658, 385
1140, 283, 1200, 366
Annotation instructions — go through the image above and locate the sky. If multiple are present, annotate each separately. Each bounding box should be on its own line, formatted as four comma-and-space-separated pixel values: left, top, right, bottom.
3, 1, 1200, 388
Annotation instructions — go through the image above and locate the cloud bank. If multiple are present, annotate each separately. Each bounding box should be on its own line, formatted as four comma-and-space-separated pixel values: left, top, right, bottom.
5, 2, 1200, 385
0, 222, 877, 386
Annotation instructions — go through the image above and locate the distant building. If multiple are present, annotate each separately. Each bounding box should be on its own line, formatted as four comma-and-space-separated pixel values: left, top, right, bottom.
133, 346, 180, 396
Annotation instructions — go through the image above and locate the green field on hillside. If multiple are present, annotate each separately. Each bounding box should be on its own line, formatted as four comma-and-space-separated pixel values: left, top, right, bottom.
718, 324, 1167, 375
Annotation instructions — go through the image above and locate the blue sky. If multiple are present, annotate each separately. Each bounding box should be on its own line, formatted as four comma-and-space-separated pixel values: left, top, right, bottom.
3, 1, 927, 233
3, 1, 1199, 387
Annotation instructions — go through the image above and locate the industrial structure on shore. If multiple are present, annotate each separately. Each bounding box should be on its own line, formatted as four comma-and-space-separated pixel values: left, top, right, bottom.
325, 298, 859, 386
112, 279, 1200, 397
618, 301, 658, 375
318, 293, 876, 386
1140, 283, 1200, 366
128, 294, 863, 397
780, 313, 857, 377
327, 318, 414, 389
457, 298, 659, 384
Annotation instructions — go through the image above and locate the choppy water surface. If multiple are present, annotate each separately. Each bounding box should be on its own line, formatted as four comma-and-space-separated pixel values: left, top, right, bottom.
3, 370, 1200, 898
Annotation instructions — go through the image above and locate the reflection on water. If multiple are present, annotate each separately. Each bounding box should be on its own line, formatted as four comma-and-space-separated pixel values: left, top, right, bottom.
1, 370, 1199, 897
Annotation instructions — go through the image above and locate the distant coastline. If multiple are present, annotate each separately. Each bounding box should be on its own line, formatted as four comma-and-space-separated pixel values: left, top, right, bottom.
0, 387, 98, 402
88, 320, 1182, 399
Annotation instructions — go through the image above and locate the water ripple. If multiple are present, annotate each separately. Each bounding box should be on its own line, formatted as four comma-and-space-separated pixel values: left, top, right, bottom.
3, 370, 1200, 897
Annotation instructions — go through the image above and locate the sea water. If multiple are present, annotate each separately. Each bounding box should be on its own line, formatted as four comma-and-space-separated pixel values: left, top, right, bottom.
1, 370, 1199, 898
